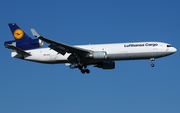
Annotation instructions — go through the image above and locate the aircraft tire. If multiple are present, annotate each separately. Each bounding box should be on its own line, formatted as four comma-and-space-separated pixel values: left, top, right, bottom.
151, 64, 154, 67
85, 69, 90, 74
81, 70, 85, 74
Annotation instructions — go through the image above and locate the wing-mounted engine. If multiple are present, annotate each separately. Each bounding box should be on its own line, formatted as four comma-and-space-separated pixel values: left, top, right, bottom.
4, 39, 43, 50
88, 51, 107, 59
94, 61, 115, 69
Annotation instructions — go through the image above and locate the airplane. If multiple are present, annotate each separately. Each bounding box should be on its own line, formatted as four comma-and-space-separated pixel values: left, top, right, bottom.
4, 23, 177, 74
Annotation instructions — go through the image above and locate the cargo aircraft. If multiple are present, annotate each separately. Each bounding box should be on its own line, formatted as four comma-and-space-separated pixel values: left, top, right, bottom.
4, 23, 177, 74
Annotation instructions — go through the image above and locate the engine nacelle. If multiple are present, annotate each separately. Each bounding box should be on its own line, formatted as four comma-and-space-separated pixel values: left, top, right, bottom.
88, 51, 107, 59
5, 39, 43, 50
95, 61, 115, 69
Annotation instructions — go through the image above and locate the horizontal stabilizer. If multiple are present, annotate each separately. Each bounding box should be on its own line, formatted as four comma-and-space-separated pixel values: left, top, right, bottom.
6, 44, 31, 56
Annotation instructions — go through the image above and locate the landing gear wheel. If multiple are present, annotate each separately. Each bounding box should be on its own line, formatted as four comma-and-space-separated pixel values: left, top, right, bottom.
85, 69, 90, 74
151, 64, 154, 67
81, 69, 85, 74
78, 64, 90, 74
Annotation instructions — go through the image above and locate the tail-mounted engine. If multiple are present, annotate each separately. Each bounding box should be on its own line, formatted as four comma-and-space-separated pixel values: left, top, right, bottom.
4, 39, 43, 50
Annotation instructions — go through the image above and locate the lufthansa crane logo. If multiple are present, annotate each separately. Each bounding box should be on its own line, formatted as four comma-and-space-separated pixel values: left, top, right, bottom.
14, 29, 24, 39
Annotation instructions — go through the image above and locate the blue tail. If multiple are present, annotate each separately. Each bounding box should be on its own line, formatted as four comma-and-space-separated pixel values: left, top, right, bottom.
8, 23, 32, 41
4, 23, 43, 50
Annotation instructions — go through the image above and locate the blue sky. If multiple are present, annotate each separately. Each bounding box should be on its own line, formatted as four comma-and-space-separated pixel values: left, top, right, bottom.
0, 0, 180, 113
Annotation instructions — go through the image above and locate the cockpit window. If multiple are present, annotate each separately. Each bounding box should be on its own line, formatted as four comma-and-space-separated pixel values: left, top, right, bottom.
167, 45, 173, 47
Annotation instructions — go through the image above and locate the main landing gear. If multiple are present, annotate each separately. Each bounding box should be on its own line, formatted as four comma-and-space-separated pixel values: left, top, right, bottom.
68, 54, 90, 74
70, 63, 90, 74
79, 65, 90, 74
150, 58, 155, 67
79, 68, 90, 74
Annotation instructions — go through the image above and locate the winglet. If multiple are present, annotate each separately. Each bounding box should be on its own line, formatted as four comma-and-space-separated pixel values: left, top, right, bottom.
31, 29, 40, 37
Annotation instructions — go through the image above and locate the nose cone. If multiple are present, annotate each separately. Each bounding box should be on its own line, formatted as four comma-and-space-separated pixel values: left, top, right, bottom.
173, 47, 177, 53
166, 47, 177, 56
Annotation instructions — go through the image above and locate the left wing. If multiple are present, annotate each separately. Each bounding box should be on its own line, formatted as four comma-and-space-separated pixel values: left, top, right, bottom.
31, 29, 91, 56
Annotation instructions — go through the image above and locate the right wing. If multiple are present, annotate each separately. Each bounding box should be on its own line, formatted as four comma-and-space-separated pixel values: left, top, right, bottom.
31, 29, 91, 56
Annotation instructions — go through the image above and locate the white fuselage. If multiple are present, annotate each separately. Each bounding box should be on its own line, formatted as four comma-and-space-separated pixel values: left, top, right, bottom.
11, 42, 177, 64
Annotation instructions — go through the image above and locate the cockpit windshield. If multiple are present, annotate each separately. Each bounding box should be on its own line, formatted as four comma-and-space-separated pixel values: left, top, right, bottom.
167, 45, 173, 47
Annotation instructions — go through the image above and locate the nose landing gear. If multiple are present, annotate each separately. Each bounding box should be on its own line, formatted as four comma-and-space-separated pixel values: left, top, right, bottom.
150, 58, 155, 67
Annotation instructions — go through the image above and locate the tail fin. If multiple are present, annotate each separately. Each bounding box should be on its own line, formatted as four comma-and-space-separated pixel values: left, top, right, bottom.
8, 23, 32, 41
5, 23, 43, 50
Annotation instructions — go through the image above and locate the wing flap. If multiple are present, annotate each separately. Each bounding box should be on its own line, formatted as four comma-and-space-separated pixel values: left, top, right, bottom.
5, 44, 31, 56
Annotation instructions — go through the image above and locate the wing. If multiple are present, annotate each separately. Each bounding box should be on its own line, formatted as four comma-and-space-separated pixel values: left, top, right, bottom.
5, 44, 31, 56
31, 29, 91, 56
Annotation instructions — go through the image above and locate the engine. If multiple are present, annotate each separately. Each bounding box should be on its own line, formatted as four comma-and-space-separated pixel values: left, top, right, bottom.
88, 51, 107, 59
5, 39, 43, 50
95, 61, 115, 69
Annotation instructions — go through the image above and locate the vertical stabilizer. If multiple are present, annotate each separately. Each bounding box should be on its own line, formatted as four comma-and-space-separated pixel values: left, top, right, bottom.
5, 23, 43, 50
8, 23, 32, 41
